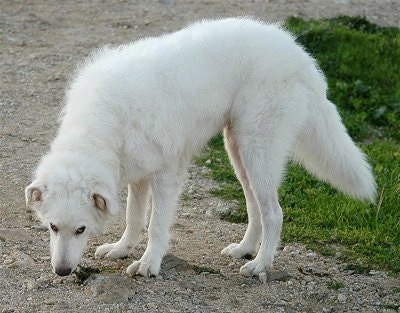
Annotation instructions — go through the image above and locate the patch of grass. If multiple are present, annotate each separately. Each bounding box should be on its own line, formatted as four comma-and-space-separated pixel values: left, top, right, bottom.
307, 243, 337, 257
195, 17, 400, 273
286, 16, 400, 141
344, 262, 374, 275
281, 141, 400, 273
327, 281, 345, 290
384, 304, 400, 311
193, 265, 221, 275
344, 262, 372, 275
74, 265, 100, 284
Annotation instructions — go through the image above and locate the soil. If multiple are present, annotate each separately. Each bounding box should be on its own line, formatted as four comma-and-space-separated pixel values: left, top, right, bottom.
0, 1, 399, 312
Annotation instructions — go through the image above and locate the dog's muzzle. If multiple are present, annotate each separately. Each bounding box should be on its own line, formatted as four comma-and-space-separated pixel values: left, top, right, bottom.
55, 266, 72, 276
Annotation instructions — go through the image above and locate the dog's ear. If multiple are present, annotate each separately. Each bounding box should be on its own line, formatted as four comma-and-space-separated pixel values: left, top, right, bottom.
93, 193, 119, 216
25, 182, 45, 206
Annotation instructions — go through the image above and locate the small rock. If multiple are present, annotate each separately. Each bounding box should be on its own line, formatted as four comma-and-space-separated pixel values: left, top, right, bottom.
337, 293, 347, 303
44, 299, 57, 305
201, 256, 213, 264
205, 209, 214, 217
5, 251, 36, 269
357, 298, 365, 305
146, 303, 158, 310
31, 225, 47, 232
306, 252, 317, 259
216, 204, 230, 215
187, 188, 195, 194
369, 270, 383, 276
328, 266, 339, 274
25, 279, 38, 291
161, 254, 192, 272
263, 271, 291, 283
179, 279, 197, 291
303, 275, 313, 282
307, 281, 316, 291
84, 274, 136, 303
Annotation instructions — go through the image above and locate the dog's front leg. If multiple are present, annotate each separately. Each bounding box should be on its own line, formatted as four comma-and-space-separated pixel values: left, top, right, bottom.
126, 169, 184, 277
95, 179, 150, 259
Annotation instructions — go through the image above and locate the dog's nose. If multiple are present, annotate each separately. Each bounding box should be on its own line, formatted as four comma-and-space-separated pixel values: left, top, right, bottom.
55, 267, 72, 276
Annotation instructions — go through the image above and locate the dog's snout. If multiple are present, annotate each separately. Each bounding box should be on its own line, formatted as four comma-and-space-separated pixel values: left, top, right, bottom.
55, 267, 72, 276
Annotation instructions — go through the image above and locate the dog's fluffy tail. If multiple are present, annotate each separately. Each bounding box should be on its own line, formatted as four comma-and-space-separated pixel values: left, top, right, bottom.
292, 98, 376, 202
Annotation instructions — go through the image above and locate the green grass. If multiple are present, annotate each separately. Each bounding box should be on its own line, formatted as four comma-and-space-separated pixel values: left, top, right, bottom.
74, 265, 100, 284
195, 16, 400, 273
327, 281, 345, 290
193, 265, 221, 275
286, 16, 400, 141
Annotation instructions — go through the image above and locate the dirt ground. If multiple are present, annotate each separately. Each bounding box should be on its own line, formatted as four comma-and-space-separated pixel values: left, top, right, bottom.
0, 1, 399, 312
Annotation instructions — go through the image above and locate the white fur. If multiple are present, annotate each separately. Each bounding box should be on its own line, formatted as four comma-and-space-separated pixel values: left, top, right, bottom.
25, 18, 376, 278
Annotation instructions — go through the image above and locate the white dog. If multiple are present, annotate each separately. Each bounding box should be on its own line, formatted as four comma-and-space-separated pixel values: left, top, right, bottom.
25, 18, 376, 278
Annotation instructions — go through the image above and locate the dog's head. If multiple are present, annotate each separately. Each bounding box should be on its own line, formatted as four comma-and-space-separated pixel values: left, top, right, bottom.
25, 180, 119, 276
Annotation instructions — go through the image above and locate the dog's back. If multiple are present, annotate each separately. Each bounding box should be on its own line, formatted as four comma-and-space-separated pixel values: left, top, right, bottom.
60, 18, 319, 169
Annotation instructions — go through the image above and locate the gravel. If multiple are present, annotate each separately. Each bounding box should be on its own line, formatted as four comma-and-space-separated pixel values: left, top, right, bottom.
0, 1, 399, 312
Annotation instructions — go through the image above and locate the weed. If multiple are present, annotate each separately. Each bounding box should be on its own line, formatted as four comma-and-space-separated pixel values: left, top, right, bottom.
99, 266, 118, 274
344, 263, 372, 275
73, 265, 100, 284
384, 304, 400, 311
327, 281, 345, 290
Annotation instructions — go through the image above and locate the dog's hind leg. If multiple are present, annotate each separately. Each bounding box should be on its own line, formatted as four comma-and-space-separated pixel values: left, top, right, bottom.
95, 178, 150, 259
225, 78, 309, 276
235, 140, 287, 277
126, 168, 185, 277
221, 125, 262, 258
233, 109, 304, 277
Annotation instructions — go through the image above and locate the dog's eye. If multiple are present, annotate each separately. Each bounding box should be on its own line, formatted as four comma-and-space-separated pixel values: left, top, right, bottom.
75, 226, 86, 235
50, 223, 59, 233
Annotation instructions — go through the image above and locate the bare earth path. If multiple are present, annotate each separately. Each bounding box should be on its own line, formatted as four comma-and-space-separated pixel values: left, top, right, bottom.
0, 1, 399, 312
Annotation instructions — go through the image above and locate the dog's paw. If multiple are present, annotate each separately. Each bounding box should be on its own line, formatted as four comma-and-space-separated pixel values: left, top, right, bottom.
94, 242, 130, 260
239, 259, 269, 277
126, 258, 161, 277
221, 243, 255, 259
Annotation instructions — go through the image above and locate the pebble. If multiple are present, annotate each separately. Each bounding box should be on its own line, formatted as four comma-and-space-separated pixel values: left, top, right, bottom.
84, 275, 136, 303
357, 298, 365, 305
267, 271, 291, 282
24, 279, 38, 291
31, 225, 47, 232
369, 270, 384, 276
306, 281, 316, 291
306, 252, 317, 259
337, 293, 347, 303
146, 303, 158, 310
